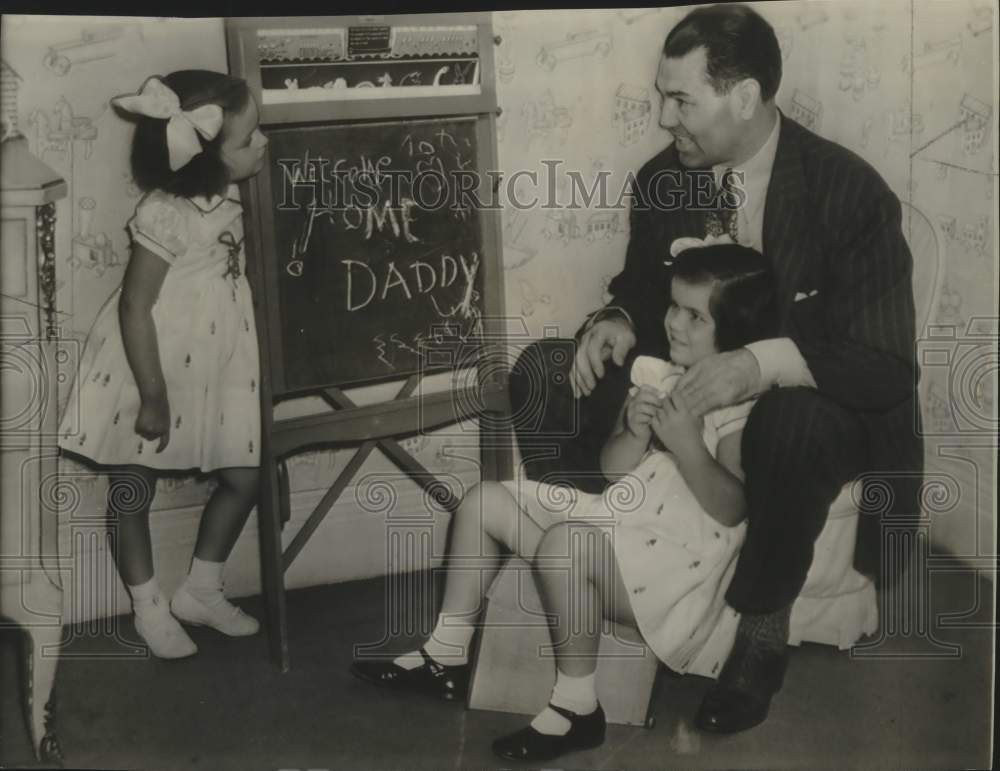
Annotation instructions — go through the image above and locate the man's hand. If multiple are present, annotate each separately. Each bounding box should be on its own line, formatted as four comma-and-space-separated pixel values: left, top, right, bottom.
571, 317, 637, 398
674, 348, 763, 417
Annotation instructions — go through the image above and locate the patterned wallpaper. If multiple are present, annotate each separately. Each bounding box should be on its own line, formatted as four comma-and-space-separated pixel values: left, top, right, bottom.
1, 5, 995, 614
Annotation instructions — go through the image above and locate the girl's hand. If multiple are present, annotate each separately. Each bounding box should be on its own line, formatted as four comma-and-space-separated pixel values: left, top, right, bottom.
651, 392, 703, 457
135, 395, 170, 452
624, 386, 661, 440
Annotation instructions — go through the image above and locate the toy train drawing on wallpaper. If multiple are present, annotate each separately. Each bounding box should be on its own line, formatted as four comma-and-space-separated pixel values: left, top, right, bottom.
536, 30, 612, 72
542, 210, 622, 242
42, 25, 135, 76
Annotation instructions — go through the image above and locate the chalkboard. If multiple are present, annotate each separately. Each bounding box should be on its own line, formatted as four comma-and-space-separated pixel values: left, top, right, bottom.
264, 117, 486, 392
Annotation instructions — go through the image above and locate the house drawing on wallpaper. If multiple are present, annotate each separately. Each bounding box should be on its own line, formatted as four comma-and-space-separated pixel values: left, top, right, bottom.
613, 84, 651, 146
586, 212, 621, 241
961, 217, 988, 256
959, 93, 991, 155
788, 89, 823, 132
536, 31, 611, 72
43, 25, 125, 76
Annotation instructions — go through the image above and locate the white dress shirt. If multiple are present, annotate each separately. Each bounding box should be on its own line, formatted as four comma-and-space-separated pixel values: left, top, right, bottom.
713, 113, 817, 390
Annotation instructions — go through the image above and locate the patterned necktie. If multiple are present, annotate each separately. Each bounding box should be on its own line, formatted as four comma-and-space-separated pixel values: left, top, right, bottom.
704, 168, 740, 242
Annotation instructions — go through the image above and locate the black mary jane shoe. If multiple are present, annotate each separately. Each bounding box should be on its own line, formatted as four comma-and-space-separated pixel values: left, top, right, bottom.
491, 703, 606, 763
349, 648, 469, 701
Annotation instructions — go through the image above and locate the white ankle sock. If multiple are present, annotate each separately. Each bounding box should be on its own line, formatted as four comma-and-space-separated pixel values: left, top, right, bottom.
183, 557, 225, 605
129, 577, 165, 617
530, 670, 599, 736
393, 613, 475, 670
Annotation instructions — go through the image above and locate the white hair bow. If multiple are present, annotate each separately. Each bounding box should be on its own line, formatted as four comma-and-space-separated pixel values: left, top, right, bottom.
112, 76, 224, 171
669, 233, 734, 258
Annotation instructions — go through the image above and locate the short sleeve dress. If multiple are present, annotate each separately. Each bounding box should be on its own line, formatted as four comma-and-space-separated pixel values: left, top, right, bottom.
501, 356, 753, 676
57, 185, 260, 472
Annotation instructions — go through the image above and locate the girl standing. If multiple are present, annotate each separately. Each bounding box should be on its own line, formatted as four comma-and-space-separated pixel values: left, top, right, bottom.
59, 71, 268, 659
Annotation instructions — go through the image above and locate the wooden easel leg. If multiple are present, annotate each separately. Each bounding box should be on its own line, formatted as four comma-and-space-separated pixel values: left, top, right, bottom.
259, 451, 290, 671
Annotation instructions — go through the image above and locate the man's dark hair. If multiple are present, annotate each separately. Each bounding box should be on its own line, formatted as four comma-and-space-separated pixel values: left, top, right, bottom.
663, 4, 782, 102
672, 243, 779, 352
116, 70, 250, 199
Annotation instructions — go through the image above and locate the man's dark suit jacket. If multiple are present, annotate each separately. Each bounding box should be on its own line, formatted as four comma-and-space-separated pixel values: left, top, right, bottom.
606, 113, 923, 581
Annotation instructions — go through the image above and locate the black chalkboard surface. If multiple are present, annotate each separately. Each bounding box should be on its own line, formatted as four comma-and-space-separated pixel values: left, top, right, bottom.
265, 117, 486, 392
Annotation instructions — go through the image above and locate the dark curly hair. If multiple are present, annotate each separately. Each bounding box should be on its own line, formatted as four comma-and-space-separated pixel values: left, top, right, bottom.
115, 70, 250, 199
663, 4, 782, 103
671, 243, 778, 352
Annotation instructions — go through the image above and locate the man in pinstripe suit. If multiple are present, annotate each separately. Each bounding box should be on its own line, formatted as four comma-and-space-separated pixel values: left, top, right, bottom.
510, 4, 921, 733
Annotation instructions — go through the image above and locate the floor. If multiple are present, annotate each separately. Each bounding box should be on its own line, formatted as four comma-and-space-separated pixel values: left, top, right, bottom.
1, 567, 994, 770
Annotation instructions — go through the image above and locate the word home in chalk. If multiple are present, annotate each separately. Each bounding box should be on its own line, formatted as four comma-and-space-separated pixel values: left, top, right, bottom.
266, 117, 486, 391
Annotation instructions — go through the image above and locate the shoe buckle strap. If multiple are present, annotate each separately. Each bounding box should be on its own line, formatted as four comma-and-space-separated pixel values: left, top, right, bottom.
546, 702, 578, 721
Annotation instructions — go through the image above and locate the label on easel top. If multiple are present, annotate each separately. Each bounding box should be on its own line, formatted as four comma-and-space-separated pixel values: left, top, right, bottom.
349, 26, 392, 57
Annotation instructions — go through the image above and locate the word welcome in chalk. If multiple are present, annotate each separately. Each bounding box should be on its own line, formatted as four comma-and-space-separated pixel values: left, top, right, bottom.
276, 151, 481, 214
345, 252, 479, 312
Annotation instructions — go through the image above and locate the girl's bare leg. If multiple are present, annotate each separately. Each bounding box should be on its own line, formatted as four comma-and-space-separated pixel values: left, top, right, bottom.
534, 521, 635, 677
193, 467, 260, 562
107, 465, 159, 586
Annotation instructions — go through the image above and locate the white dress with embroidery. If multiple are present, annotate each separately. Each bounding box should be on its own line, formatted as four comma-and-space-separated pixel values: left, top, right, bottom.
503, 356, 752, 676
604, 356, 751, 675
58, 185, 260, 472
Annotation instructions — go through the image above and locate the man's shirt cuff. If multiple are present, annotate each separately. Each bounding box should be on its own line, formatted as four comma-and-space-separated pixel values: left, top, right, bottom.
745, 337, 817, 389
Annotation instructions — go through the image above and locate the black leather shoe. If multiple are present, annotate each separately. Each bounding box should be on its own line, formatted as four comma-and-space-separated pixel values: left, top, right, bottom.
695, 683, 772, 733
492, 703, 606, 763
694, 629, 788, 734
349, 649, 469, 701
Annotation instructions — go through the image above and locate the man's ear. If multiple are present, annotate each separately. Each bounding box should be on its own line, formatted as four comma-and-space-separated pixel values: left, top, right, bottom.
730, 78, 761, 120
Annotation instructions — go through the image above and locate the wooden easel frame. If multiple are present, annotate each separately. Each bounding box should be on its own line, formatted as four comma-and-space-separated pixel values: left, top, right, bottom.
226, 14, 511, 671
